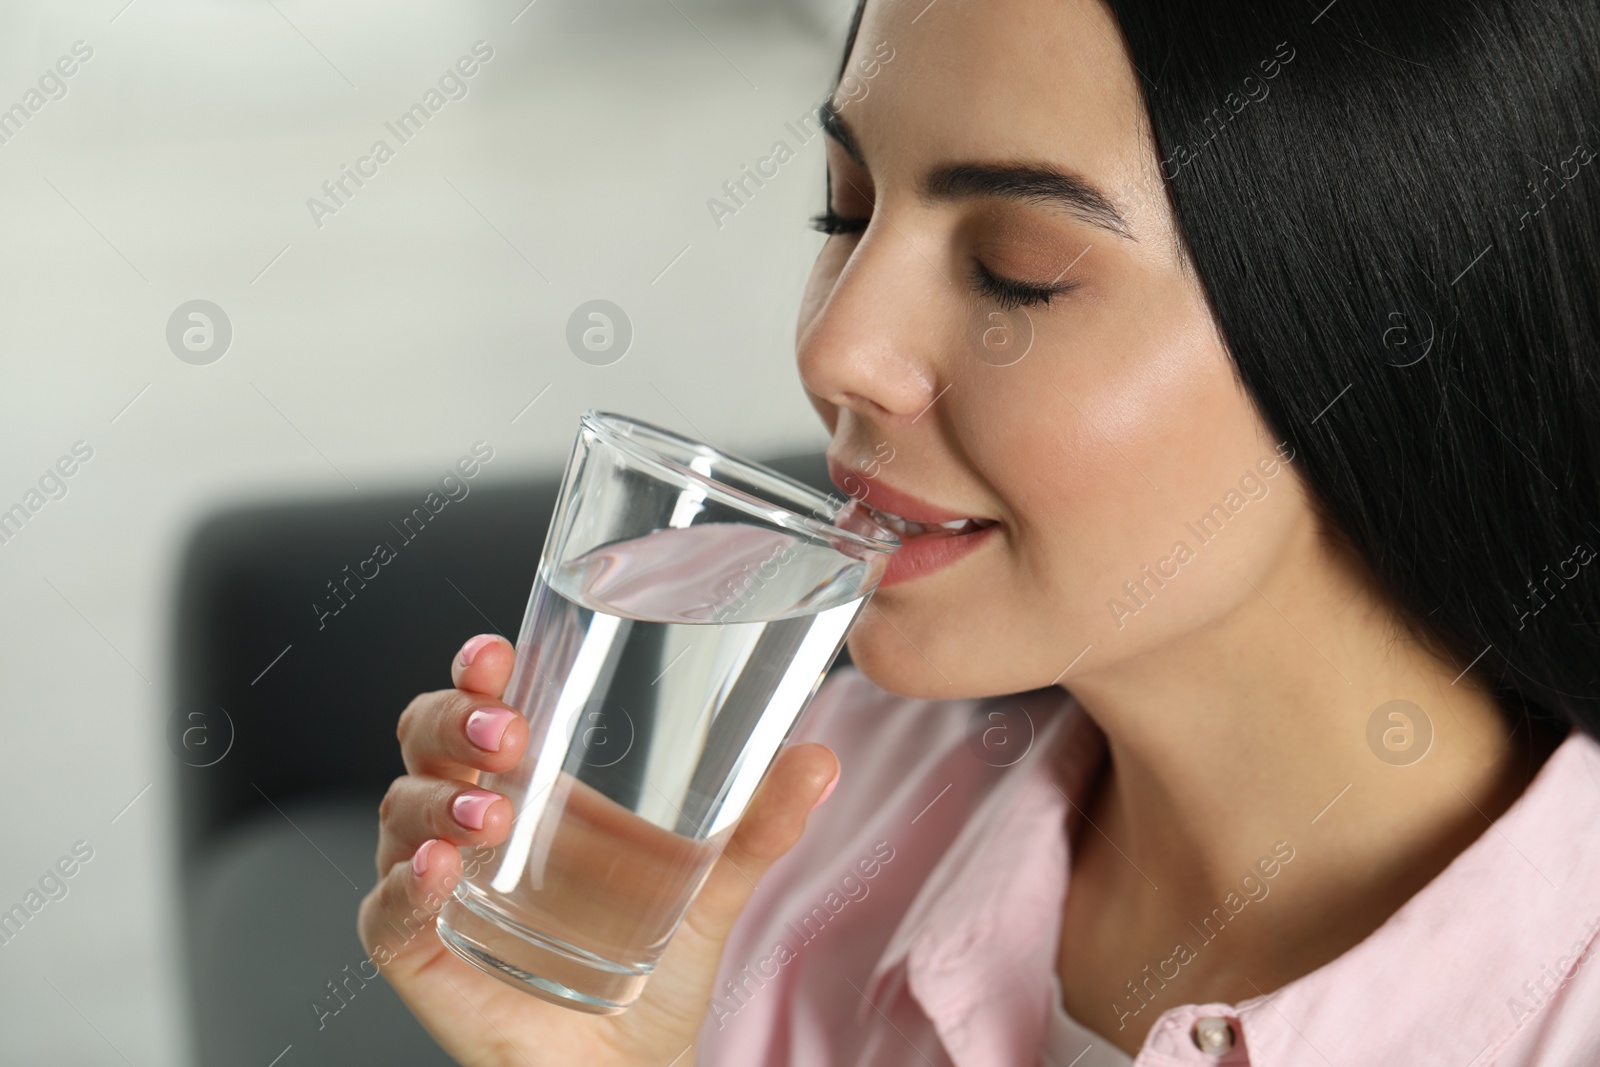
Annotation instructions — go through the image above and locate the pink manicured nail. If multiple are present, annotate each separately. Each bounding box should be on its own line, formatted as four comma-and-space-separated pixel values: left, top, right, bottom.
456, 634, 497, 668
812, 772, 840, 810
452, 790, 497, 831
465, 707, 516, 752
412, 839, 436, 877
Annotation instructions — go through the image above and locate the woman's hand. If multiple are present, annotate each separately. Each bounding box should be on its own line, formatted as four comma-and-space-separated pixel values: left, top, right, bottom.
358, 634, 840, 1067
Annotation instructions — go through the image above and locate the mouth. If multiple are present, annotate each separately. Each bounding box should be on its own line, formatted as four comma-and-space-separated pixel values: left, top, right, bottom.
861, 504, 998, 539
826, 454, 999, 537
826, 455, 1002, 588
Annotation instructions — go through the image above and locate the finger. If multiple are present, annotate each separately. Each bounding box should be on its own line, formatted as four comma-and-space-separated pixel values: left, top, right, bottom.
449, 633, 516, 698
376, 775, 513, 874
397, 689, 528, 780
358, 837, 465, 980
681, 742, 839, 947
621, 742, 837, 1033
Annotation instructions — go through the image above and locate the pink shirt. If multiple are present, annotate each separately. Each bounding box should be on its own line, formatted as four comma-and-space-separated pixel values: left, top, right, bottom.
697, 668, 1600, 1066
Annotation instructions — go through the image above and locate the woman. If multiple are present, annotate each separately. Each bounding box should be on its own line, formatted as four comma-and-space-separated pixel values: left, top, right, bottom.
359, 0, 1600, 1062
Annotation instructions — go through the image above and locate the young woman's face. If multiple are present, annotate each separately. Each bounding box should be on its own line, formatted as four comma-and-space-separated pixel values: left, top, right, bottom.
799, 0, 1316, 699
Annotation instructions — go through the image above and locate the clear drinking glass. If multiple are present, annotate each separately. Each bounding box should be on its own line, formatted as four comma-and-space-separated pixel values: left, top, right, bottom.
435, 410, 899, 1013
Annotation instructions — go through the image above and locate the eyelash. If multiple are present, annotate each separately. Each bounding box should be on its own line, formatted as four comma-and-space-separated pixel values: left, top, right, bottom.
809, 210, 1075, 311
808, 210, 866, 236
969, 259, 1076, 310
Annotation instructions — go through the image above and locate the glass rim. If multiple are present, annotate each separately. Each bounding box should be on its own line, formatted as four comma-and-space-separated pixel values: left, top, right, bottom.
579, 409, 900, 556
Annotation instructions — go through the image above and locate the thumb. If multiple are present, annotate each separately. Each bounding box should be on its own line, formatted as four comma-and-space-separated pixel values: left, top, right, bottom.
691, 742, 840, 942
449, 633, 516, 699
628, 742, 839, 1028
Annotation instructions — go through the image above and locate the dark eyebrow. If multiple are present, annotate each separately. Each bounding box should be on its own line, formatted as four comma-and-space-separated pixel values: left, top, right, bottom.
924, 163, 1136, 240
821, 105, 1135, 241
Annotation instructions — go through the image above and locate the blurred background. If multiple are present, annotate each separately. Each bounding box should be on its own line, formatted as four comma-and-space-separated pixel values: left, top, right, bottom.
0, 0, 858, 1061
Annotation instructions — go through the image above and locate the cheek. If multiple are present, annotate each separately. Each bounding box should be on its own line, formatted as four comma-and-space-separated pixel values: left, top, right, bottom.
983, 278, 1301, 657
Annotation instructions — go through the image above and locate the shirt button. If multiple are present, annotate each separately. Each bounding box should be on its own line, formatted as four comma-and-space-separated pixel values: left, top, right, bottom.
1191, 1016, 1236, 1055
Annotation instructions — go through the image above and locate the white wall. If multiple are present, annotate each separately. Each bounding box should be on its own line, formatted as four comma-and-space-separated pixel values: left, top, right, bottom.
0, 1, 853, 1060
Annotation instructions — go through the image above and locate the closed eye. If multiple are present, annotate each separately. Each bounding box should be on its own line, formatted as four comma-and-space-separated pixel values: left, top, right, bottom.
809, 210, 868, 236
970, 259, 1077, 310
809, 209, 1075, 310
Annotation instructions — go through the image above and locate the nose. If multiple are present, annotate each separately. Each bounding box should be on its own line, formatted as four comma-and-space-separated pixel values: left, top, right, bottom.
796, 229, 942, 424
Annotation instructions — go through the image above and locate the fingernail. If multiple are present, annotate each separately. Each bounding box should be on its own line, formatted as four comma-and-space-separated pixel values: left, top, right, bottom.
452, 790, 498, 831
457, 634, 497, 669
465, 707, 516, 752
812, 771, 840, 810
412, 839, 436, 878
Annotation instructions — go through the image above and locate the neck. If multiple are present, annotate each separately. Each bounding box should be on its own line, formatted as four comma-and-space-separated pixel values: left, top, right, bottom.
1061, 519, 1551, 1001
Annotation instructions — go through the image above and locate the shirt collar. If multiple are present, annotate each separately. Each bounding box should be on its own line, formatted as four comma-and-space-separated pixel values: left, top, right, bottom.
860, 689, 1600, 1067
860, 685, 1106, 1059
1204, 729, 1600, 1067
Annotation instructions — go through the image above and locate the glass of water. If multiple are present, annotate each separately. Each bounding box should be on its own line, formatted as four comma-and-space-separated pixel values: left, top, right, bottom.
435, 410, 899, 1013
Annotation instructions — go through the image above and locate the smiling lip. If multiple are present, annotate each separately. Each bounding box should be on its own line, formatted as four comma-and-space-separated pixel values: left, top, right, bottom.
825, 455, 1000, 588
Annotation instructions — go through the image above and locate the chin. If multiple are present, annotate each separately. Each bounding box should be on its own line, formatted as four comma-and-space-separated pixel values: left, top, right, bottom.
842, 622, 995, 702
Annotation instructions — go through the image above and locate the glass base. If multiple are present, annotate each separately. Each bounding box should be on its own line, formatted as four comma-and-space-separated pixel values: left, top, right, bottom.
435, 886, 651, 1014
